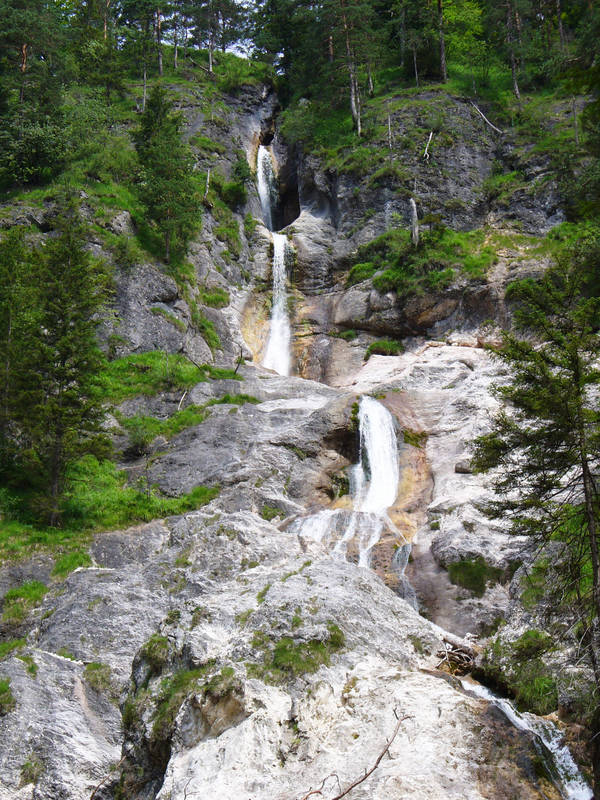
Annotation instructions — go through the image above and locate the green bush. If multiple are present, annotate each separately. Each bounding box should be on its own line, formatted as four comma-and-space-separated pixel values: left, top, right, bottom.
140, 634, 170, 674
220, 181, 247, 210
198, 287, 230, 308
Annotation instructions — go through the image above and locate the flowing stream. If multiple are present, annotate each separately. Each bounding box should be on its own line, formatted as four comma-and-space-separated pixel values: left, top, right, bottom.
461, 678, 592, 800
257, 144, 293, 376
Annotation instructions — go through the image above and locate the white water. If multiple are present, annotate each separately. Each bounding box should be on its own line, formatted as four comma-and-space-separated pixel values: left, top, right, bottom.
263, 232, 292, 376
257, 145, 276, 232
410, 197, 419, 246
257, 144, 294, 377
462, 678, 592, 800
296, 396, 400, 566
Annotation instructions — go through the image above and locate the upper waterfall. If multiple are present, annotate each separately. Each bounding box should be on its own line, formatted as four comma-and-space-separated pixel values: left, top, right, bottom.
257, 144, 277, 232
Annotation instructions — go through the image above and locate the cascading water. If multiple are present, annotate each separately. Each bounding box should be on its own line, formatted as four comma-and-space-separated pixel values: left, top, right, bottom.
257, 145, 277, 232
295, 396, 401, 567
263, 233, 292, 376
256, 143, 294, 376
461, 678, 592, 800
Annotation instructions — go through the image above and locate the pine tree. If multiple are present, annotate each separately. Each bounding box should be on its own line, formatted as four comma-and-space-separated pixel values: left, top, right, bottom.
0, 227, 38, 472
15, 200, 112, 525
472, 253, 600, 739
134, 86, 200, 262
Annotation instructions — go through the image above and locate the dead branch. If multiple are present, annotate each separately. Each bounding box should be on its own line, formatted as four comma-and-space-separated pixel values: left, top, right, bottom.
177, 390, 188, 411
298, 773, 341, 800
296, 711, 411, 800
470, 102, 503, 134
328, 712, 411, 800
89, 755, 127, 799
422, 131, 433, 161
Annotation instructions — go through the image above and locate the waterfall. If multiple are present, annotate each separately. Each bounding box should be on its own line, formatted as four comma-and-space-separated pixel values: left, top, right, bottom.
354, 396, 400, 514
263, 233, 292, 376
351, 396, 399, 566
257, 145, 277, 232
295, 396, 400, 567
256, 144, 294, 376
462, 679, 592, 800
410, 198, 419, 247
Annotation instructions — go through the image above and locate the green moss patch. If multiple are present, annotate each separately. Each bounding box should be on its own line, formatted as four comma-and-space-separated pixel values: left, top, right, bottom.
247, 623, 345, 684
447, 556, 503, 597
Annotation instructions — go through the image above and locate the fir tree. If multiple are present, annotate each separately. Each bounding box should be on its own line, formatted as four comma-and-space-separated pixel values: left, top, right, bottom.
472, 253, 600, 740
134, 86, 200, 262
15, 200, 112, 525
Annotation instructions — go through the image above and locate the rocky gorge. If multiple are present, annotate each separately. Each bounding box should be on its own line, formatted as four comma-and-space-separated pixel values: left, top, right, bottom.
0, 77, 594, 800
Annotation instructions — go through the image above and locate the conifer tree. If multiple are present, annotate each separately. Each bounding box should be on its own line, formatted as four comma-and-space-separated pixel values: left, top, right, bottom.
472, 254, 600, 694
14, 200, 112, 525
134, 86, 200, 262
0, 227, 37, 472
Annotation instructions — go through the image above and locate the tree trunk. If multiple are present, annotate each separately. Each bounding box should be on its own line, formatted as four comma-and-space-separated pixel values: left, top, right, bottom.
328, 34, 334, 63
367, 64, 374, 97
506, 1, 521, 106
104, 0, 111, 40
174, 32, 178, 70
156, 8, 163, 76
412, 45, 419, 88
340, 0, 361, 136
48, 428, 63, 528
142, 63, 147, 111
165, 230, 171, 263
556, 0, 565, 52
208, 30, 214, 73
438, 0, 447, 83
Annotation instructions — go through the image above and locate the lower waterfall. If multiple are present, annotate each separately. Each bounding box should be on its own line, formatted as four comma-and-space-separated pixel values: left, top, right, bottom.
263, 232, 292, 377
295, 396, 401, 567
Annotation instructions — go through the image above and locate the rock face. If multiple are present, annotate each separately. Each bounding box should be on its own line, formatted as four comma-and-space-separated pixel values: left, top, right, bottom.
0, 82, 592, 800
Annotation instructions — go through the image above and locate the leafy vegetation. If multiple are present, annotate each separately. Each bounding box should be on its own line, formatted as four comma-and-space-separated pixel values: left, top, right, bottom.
0, 678, 15, 715
2, 581, 48, 624
96, 351, 239, 404
118, 394, 259, 455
